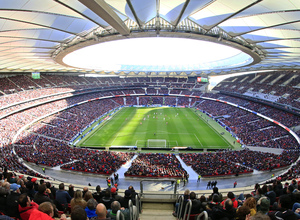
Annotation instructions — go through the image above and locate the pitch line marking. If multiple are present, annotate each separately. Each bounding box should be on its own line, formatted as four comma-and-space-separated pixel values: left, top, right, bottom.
110, 133, 119, 145
195, 111, 233, 148
80, 108, 125, 145
194, 133, 203, 147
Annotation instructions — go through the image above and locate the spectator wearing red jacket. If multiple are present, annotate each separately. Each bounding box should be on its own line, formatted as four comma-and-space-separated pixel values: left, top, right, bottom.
221, 192, 238, 208
18, 193, 39, 220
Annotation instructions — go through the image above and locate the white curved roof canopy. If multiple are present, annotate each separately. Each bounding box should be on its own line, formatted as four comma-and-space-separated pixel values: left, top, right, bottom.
0, 0, 299, 76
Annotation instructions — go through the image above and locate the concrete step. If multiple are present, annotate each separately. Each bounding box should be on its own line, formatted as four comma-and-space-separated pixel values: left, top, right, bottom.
142, 203, 174, 210
139, 203, 175, 220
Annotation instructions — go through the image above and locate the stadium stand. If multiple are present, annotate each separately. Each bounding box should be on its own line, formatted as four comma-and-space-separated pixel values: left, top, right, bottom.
124, 153, 188, 178
0, 73, 300, 220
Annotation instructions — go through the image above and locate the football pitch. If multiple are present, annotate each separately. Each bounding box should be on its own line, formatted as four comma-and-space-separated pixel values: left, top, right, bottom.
77, 107, 238, 149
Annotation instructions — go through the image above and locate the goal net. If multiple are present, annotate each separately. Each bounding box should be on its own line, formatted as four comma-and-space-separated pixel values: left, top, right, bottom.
147, 139, 167, 148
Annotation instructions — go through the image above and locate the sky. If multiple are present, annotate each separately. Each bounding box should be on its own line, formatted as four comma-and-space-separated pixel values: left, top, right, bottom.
63, 37, 252, 71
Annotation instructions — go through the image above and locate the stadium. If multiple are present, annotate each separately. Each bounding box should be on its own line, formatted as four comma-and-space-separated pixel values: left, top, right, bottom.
0, 0, 300, 219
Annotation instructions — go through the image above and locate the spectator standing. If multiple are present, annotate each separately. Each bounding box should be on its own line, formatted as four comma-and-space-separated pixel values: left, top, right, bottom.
114, 173, 119, 184
197, 175, 201, 182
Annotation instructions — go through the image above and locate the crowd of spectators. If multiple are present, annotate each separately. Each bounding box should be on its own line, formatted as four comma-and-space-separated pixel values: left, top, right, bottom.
14, 136, 134, 175
0, 172, 138, 220
196, 94, 300, 149
26, 98, 119, 141
123, 97, 137, 106
177, 97, 195, 106
0, 145, 45, 178
0, 75, 202, 98
214, 70, 300, 110
3, 169, 300, 220
61, 151, 135, 175
15, 137, 79, 167
15, 132, 38, 146
125, 153, 188, 178
260, 136, 299, 149
216, 150, 299, 171
238, 126, 289, 146
164, 97, 177, 106
179, 152, 253, 177
0, 74, 299, 185
180, 149, 299, 177
174, 178, 300, 220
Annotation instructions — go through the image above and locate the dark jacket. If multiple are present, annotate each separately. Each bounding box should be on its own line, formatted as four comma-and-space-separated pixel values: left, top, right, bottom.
33, 192, 52, 205
100, 196, 115, 210
112, 193, 122, 202
266, 190, 277, 205
93, 191, 104, 203
6, 191, 21, 218
120, 196, 131, 209
268, 210, 297, 220
55, 190, 71, 208
190, 199, 202, 215
209, 205, 236, 220
0, 187, 9, 212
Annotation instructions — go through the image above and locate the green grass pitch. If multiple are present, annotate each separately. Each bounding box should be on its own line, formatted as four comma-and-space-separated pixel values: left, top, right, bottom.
77, 107, 237, 150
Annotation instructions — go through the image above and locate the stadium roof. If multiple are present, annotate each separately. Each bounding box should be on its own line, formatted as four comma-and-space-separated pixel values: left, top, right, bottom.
0, 0, 300, 76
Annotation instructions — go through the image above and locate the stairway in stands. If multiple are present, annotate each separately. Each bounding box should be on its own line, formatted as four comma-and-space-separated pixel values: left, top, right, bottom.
139, 202, 175, 220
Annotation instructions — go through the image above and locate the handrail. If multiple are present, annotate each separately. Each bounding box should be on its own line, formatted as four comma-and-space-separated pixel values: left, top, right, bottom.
177, 195, 184, 220
128, 199, 133, 220
116, 210, 125, 220
182, 200, 192, 220
135, 194, 141, 220
196, 211, 208, 220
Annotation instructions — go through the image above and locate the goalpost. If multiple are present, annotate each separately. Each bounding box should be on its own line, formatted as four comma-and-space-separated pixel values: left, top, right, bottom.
147, 139, 167, 148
